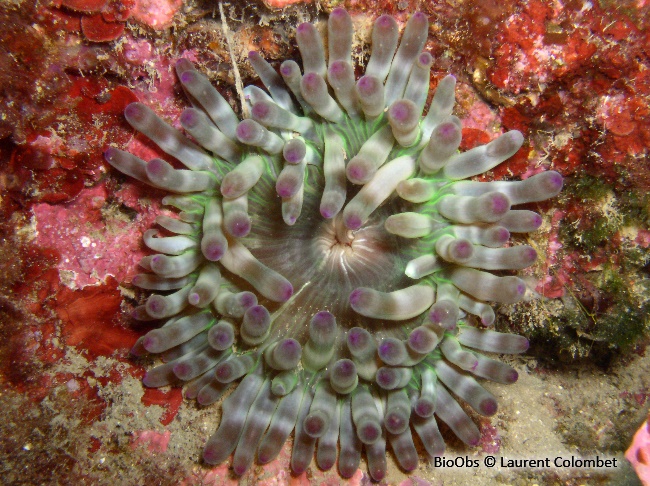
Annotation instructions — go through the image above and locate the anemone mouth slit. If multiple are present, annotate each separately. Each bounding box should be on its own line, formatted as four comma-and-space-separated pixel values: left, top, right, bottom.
105, 7, 563, 480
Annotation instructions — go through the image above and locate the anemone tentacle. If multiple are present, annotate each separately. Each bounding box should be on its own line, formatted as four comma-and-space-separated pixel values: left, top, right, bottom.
106, 8, 562, 479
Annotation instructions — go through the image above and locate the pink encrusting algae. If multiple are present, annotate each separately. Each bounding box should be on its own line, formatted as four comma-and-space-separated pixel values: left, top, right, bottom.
32, 184, 159, 289
131, 0, 182, 30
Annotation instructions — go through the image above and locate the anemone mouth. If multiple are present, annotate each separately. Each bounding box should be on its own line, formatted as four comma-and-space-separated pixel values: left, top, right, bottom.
106, 7, 563, 481
244, 173, 417, 339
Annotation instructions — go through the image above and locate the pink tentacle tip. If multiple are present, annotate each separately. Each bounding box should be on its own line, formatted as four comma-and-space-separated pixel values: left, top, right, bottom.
360, 423, 380, 443
328, 60, 346, 77
337, 360, 354, 374
125, 102, 146, 122
481, 315, 495, 327
356, 76, 376, 93
173, 362, 190, 378
549, 171, 564, 189
211, 333, 228, 348
284, 148, 303, 164
344, 214, 362, 230
320, 205, 334, 219
215, 364, 231, 382
376, 15, 394, 28
496, 227, 510, 242
419, 52, 433, 65
296, 23, 311, 34
276, 180, 295, 198
147, 297, 164, 314
104, 147, 116, 160
202, 446, 219, 465
203, 242, 225, 261
491, 194, 509, 214
258, 451, 270, 464
180, 109, 199, 128
279, 282, 294, 301
252, 102, 269, 119
247, 305, 267, 321
141, 335, 157, 352
280, 64, 293, 76
453, 240, 473, 259
378, 341, 395, 356
236, 121, 254, 140
233, 464, 247, 476
347, 165, 365, 182
240, 292, 257, 309
179, 70, 196, 85
227, 218, 251, 238
436, 122, 459, 142
349, 288, 365, 307
370, 466, 385, 481
302, 72, 319, 89
375, 369, 392, 387
415, 399, 434, 417
147, 159, 166, 176
347, 329, 366, 348
389, 102, 411, 123
517, 282, 526, 296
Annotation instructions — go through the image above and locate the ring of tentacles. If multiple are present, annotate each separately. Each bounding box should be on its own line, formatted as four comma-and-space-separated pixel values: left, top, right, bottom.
105, 8, 562, 481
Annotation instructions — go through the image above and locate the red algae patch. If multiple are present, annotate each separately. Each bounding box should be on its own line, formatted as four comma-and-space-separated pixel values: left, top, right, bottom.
81, 14, 126, 42
50, 0, 134, 42
54, 278, 135, 359
141, 388, 184, 425
59, 0, 109, 13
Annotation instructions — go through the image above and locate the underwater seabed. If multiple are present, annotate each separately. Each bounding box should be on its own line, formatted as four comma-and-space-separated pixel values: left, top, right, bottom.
0, 0, 648, 485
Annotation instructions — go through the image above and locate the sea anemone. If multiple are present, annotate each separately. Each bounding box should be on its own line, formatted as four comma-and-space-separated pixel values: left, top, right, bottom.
105, 8, 562, 480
